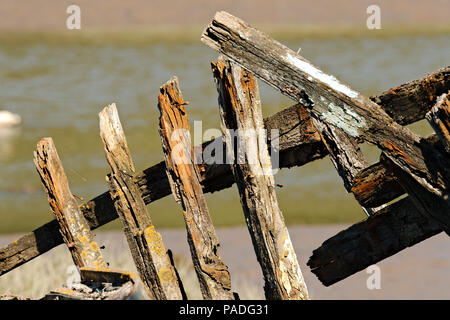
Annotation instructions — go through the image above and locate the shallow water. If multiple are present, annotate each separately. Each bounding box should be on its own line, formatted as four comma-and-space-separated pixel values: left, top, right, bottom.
0, 33, 448, 233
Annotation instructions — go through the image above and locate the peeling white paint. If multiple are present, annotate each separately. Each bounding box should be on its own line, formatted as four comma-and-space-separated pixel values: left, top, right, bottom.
319, 97, 368, 138
285, 52, 359, 99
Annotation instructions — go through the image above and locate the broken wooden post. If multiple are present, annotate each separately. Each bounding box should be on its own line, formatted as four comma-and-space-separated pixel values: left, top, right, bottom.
99, 103, 185, 300
213, 57, 309, 300
33, 138, 107, 269
201, 11, 450, 234
158, 77, 236, 300
426, 92, 450, 154
1, 66, 448, 277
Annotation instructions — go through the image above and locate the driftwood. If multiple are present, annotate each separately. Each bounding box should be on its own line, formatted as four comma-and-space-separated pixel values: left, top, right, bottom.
213, 57, 309, 300
99, 104, 185, 300
42, 268, 139, 300
158, 77, 236, 300
33, 138, 107, 269
307, 196, 442, 286
0, 65, 448, 277
201, 11, 450, 234
426, 92, 450, 154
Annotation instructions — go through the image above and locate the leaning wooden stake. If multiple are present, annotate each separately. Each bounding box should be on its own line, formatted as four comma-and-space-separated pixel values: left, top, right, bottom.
202, 11, 450, 234
33, 138, 107, 269
426, 92, 450, 154
158, 77, 236, 300
99, 104, 185, 300
213, 57, 309, 300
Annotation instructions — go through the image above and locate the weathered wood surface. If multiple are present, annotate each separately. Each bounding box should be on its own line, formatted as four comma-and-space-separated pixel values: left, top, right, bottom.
1, 65, 448, 276
201, 11, 450, 233
307, 195, 442, 286
371, 68, 450, 126
426, 92, 450, 154
33, 138, 107, 269
43, 267, 138, 300
311, 116, 381, 216
99, 104, 184, 300
213, 57, 309, 300
351, 133, 443, 208
158, 77, 236, 300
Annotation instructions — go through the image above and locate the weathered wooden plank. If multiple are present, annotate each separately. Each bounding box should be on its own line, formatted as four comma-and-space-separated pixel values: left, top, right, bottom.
351, 133, 444, 208
158, 77, 236, 300
33, 138, 107, 269
213, 57, 309, 300
372, 68, 449, 126
426, 92, 450, 154
1, 66, 448, 276
307, 196, 442, 286
99, 104, 184, 300
201, 11, 450, 233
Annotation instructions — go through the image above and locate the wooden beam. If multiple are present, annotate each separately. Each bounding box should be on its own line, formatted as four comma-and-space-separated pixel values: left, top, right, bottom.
201, 11, 450, 233
426, 92, 450, 154
351, 133, 444, 208
33, 138, 107, 269
213, 57, 309, 300
1, 66, 448, 276
307, 196, 442, 286
311, 116, 381, 215
99, 104, 185, 300
158, 77, 236, 300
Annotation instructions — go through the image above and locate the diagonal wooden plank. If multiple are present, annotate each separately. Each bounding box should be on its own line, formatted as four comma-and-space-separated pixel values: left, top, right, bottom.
99, 103, 185, 300
213, 57, 309, 300
307, 196, 442, 286
1, 66, 448, 277
33, 138, 107, 269
158, 77, 237, 300
201, 11, 450, 234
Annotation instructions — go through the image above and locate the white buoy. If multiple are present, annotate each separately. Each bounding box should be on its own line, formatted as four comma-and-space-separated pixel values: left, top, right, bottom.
0, 111, 21, 127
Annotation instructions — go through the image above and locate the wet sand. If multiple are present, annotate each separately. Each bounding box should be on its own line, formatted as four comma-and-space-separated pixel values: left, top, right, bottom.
1, 225, 448, 299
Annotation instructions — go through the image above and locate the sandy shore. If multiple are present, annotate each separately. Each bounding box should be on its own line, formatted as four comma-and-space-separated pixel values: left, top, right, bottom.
1, 0, 449, 31
1, 225, 448, 299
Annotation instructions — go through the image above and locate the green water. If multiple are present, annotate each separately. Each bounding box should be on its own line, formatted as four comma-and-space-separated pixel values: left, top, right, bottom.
0, 33, 448, 234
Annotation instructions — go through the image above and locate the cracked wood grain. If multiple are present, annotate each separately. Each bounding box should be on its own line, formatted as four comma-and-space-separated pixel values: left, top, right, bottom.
33, 138, 107, 269
99, 103, 185, 300
158, 77, 236, 300
213, 57, 309, 300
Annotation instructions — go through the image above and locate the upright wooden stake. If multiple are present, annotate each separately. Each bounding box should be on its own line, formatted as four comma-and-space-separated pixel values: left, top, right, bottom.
158, 77, 236, 300
99, 104, 185, 300
34, 138, 107, 269
213, 57, 309, 300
